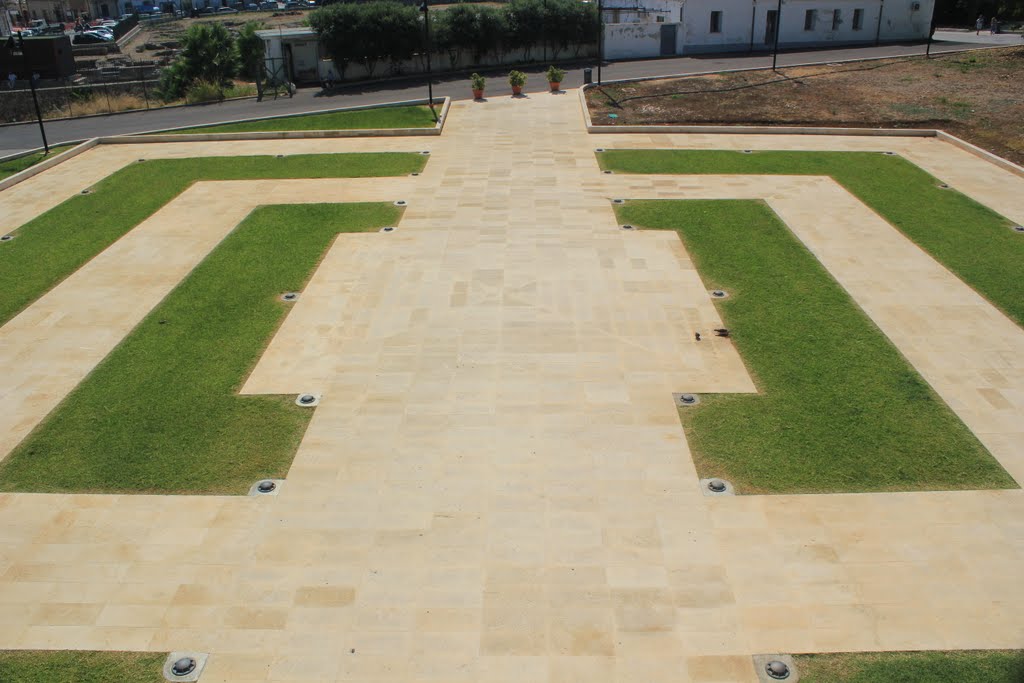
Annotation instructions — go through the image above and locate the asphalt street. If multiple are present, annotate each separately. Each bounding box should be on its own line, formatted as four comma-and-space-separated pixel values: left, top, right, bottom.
0, 31, 1013, 157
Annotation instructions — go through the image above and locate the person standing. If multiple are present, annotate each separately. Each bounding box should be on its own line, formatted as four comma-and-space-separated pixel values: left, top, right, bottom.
975, 14, 985, 35
990, 16, 999, 34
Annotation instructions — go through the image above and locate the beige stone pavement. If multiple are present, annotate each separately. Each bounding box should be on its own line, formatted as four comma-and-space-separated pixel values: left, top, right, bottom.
0, 92, 1022, 682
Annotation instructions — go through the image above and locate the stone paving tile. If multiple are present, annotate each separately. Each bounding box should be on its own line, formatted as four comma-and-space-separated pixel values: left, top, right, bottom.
0, 92, 1023, 681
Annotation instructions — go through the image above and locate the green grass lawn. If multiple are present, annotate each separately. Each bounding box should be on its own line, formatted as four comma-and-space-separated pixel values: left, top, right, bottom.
598, 150, 1024, 328
0, 202, 401, 495
615, 199, 1014, 493
796, 650, 1024, 682
163, 105, 438, 134
0, 144, 78, 181
0, 650, 166, 683
0, 152, 424, 327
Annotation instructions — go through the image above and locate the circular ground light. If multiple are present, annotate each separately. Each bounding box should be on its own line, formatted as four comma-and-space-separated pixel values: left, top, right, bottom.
612, 199, 625, 204
410, 172, 420, 177
765, 660, 790, 679
281, 292, 298, 302
137, 158, 146, 163
256, 480, 277, 494
621, 225, 634, 230
707, 478, 727, 493
741, 149, 753, 154
0, 235, 12, 242
603, 170, 613, 174
394, 200, 407, 207
298, 394, 317, 405
171, 657, 197, 677
711, 290, 727, 298
381, 226, 395, 232
1013, 225, 1024, 233
276, 154, 285, 159
883, 151, 896, 155
420, 150, 431, 155
596, 148, 606, 152
938, 183, 951, 189
81, 189, 92, 195
679, 393, 696, 404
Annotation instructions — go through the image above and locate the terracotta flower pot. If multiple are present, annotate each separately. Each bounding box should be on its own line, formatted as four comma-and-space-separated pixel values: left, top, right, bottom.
511, 85, 523, 96
549, 81, 561, 91
472, 88, 484, 99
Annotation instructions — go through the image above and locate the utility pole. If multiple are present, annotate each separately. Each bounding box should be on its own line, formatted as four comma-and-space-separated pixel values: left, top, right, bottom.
419, 0, 435, 120
874, 0, 884, 46
596, 0, 603, 84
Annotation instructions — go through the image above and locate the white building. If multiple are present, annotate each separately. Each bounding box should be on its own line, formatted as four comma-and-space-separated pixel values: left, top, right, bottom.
603, 0, 935, 59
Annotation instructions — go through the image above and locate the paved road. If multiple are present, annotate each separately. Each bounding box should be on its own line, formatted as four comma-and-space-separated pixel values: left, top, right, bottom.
0, 33, 1008, 156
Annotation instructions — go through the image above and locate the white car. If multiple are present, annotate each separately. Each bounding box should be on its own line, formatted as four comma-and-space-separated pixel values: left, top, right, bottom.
84, 30, 115, 40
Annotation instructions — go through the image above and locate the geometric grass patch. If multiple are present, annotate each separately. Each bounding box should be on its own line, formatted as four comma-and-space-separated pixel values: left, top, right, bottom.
0, 152, 425, 327
599, 150, 1024, 329
616, 199, 1016, 494
0, 202, 401, 495
0, 650, 167, 683
795, 649, 1024, 682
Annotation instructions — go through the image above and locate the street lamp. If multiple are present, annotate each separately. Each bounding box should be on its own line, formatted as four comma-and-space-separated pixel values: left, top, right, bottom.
596, 0, 603, 84
771, 0, 782, 71
16, 32, 49, 153
419, 0, 435, 120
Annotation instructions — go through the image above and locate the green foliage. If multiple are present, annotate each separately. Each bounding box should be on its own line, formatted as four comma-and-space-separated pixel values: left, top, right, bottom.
158, 22, 237, 100
310, 1, 421, 78
545, 64, 565, 82
184, 79, 225, 103
236, 21, 266, 80
0, 204, 401, 494
797, 650, 1024, 683
614, 199, 1014, 494
0, 651, 166, 683
310, 0, 596, 79
0, 144, 76, 181
508, 69, 527, 87
471, 72, 486, 90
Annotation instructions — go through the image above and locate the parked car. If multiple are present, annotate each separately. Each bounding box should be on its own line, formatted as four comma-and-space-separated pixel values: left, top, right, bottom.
216, 6, 238, 12
73, 32, 110, 43
245, 3, 258, 9
258, 1, 277, 8
197, 6, 215, 13
283, 1, 300, 8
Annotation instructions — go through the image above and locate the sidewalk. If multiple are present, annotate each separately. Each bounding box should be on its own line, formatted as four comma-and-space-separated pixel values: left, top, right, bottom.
0, 37, 999, 157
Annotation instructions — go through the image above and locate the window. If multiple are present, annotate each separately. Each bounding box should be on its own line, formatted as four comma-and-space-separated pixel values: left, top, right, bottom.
832, 9, 841, 30
680, 6, 684, 21
656, 14, 665, 22
710, 10, 722, 33
853, 8, 864, 29
804, 9, 816, 30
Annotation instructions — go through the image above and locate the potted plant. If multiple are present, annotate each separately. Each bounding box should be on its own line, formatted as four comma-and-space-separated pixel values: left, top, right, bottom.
471, 72, 486, 100
508, 70, 527, 96
546, 65, 565, 92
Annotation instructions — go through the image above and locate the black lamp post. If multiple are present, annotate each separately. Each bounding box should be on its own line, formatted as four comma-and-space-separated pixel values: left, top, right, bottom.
596, 0, 603, 84
771, 0, 782, 71
419, 0, 435, 120
17, 32, 48, 153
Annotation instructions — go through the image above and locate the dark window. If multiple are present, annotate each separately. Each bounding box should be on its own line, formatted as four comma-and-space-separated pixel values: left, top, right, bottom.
853, 8, 864, 29
710, 10, 722, 33
832, 9, 841, 30
804, 9, 816, 30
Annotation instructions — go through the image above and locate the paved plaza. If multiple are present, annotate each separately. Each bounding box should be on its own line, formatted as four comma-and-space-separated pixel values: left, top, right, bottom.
0, 92, 1023, 682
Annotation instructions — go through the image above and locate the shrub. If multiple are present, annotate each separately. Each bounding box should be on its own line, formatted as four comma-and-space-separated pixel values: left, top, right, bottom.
158, 23, 236, 100
545, 65, 565, 83
471, 72, 486, 90
508, 69, 527, 87
185, 79, 226, 103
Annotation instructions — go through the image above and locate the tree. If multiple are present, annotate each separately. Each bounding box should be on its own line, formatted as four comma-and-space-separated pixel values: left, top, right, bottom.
505, 0, 543, 60
236, 22, 265, 101
309, 3, 364, 80
158, 22, 237, 100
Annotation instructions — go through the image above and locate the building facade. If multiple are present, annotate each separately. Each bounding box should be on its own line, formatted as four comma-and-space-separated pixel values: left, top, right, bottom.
603, 0, 935, 59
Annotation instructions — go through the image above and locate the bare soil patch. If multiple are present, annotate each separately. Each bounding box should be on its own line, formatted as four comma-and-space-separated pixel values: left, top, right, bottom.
587, 47, 1024, 165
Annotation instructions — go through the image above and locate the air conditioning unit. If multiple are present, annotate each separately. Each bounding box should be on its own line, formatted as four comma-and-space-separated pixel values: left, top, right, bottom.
911, 2, 920, 9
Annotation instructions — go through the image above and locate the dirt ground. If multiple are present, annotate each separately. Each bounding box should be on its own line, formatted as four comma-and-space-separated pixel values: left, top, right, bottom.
121, 11, 310, 64
586, 47, 1024, 165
